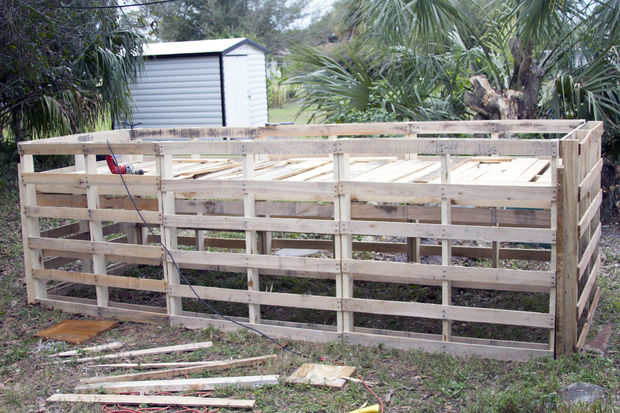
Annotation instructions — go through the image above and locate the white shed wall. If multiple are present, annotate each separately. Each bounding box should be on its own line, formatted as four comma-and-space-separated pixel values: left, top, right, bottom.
129, 56, 223, 128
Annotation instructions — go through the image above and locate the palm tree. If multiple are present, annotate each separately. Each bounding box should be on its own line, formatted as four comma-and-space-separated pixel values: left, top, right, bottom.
291, 0, 619, 152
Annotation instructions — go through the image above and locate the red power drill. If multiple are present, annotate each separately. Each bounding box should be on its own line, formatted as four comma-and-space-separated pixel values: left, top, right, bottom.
105, 155, 144, 175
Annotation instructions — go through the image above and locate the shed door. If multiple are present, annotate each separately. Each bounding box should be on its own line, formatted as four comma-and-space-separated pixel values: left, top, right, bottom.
128, 56, 223, 128
223, 55, 251, 126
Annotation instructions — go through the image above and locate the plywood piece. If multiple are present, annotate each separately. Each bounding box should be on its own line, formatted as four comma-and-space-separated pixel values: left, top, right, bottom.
287, 363, 356, 388
35, 320, 119, 344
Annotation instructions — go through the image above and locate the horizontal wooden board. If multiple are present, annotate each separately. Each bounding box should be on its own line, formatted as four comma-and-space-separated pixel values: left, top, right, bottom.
157, 138, 559, 156
164, 214, 337, 234
26, 206, 161, 224
33, 269, 166, 292
343, 332, 552, 361
256, 120, 582, 136
19, 142, 158, 155
162, 179, 337, 197
341, 220, 555, 243
29, 237, 163, 260
47, 394, 255, 409
38, 297, 168, 325
170, 285, 338, 311
22, 172, 159, 189
341, 298, 554, 328
170, 250, 340, 274
343, 259, 554, 290
341, 181, 555, 203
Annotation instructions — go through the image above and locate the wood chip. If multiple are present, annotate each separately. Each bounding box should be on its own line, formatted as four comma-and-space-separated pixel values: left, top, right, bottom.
287, 363, 356, 388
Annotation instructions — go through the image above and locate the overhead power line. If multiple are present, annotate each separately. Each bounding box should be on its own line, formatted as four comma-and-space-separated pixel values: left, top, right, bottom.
59, 0, 180, 9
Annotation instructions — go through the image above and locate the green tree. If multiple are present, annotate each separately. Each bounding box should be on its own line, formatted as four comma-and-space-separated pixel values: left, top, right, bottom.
0, 0, 145, 143
149, 0, 309, 52
291, 0, 620, 154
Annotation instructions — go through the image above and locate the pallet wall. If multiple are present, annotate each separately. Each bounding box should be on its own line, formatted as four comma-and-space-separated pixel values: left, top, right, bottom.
17, 120, 603, 360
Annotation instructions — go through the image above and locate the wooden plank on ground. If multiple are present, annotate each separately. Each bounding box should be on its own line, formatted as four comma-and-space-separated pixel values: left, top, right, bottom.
80, 354, 277, 383
49, 341, 124, 357
60, 341, 213, 363
47, 394, 255, 409
75, 375, 279, 393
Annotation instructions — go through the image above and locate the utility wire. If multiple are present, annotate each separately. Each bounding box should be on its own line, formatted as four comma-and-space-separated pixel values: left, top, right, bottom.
106, 140, 309, 360
59, 0, 180, 9
106, 140, 385, 412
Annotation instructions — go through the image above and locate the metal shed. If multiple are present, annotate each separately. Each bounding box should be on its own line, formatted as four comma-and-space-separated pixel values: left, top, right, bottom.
126, 38, 269, 128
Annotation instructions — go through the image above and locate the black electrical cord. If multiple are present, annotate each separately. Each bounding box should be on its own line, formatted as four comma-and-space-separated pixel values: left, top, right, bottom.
106, 140, 310, 360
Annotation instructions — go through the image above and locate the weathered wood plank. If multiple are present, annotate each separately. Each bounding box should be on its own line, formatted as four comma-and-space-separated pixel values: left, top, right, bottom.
47, 394, 255, 409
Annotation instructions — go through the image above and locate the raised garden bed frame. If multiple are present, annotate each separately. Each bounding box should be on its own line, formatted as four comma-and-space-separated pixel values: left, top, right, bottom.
18, 120, 603, 361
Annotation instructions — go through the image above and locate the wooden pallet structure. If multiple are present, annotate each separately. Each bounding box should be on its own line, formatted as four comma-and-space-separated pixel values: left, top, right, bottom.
17, 120, 604, 361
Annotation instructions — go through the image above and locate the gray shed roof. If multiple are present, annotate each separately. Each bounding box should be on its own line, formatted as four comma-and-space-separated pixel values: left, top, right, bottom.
143, 38, 269, 57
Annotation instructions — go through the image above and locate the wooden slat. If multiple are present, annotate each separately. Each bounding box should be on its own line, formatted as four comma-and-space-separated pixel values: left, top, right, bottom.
578, 158, 603, 200
49, 342, 124, 357
48, 394, 255, 409
26, 206, 161, 224
343, 332, 552, 361
22, 172, 159, 187
75, 375, 279, 394
257, 120, 582, 136
39, 298, 168, 325
164, 214, 338, 234
341, 298, 553, 328
29, 237, 163, 260
158, 138, 559, 157
40, 222, 81, 238
170, 284, 338, 311
80, 355, 276, 383
578, 189, 602, 238
32, 269, 166, 292
171, 250, 340, 274
19, 142, 158, 155
578, 223, 602, 280
341, 220, 555, 243
577, 256, 601, 318
161, 179, 337, 196
576, 286, 601, 350
342, 259, 554, 290
340, 181, 555, 202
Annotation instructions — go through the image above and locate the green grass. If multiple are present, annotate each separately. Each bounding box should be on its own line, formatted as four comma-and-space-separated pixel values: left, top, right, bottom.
268, 102, 317, 125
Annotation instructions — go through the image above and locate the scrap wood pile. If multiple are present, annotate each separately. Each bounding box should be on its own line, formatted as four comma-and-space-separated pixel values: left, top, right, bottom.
46, 340, 278, 411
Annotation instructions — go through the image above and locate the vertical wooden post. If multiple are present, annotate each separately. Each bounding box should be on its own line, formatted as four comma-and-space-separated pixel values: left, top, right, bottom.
243, 154, 260, 324
158, 154, 182, 316
403, 133, 418, 160
334, 152, 353, 333
549, 154, 558, 351
195, 212, 205, 252
75, 154, 93, 272
490, 133, 500, 267
258, 215, 272, 255
18, 154, 46, 303
440, 154, 452, 342
556, 140, 579, 355
85, 154, 109, 307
